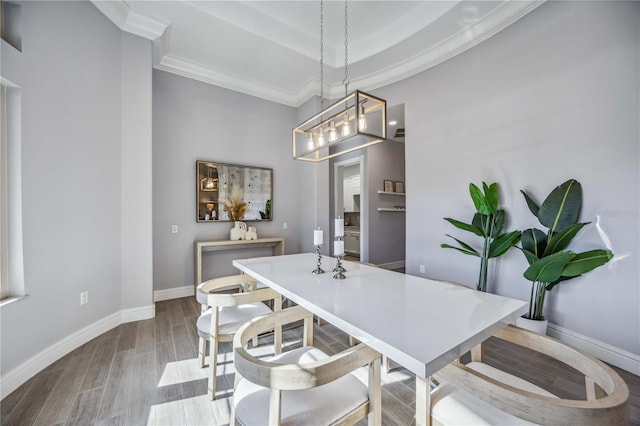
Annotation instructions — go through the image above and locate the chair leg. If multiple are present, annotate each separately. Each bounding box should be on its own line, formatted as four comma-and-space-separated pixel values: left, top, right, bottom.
198, 337, 207, 368
208, 338, 218, 400
368, 357, 382, 426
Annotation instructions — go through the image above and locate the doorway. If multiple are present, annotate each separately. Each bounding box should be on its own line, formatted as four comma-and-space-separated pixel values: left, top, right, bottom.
334, 155, 367, 262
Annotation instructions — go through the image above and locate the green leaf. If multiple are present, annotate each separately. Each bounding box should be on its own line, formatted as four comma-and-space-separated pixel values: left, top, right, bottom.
488, 231, 521, 258
538, 179, 582, 233
543, 222, 590, 256
545, 275, 574, 291
521, 190, 539, 217
469, 184, 488, 214
521, 228, 547, 259
524, 251, 575, 283
483, 182, 499, 213
444, 234, 480, 255
491, 210, 505, 237
441, 244, 481, 257
472, 213, 490, 237
469, 183, 492, 215
444, 217, 484, 237
519, 248, 539, 266
561, 249, 613, 277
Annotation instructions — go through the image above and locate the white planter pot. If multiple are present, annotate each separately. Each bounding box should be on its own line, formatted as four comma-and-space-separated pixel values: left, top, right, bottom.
515, 316, 548, 335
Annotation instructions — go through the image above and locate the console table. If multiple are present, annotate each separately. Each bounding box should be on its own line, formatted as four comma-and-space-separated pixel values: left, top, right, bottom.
194, 237, 285, 286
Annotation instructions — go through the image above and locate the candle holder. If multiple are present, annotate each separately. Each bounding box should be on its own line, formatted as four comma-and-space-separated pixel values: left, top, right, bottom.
333, 254, 346, 279
312, 245, 325, 274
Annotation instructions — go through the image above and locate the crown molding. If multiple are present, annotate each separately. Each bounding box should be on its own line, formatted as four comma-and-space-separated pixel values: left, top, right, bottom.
347, 0, 546, 96
156, 54, 304, 107
94, 0, 545, 107
91, 0, 169, 41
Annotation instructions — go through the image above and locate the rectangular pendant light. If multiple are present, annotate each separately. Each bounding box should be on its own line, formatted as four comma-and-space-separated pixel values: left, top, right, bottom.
292, 90, 386, 162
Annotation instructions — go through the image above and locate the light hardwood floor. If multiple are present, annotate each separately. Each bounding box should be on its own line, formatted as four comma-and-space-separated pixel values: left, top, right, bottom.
2, 296, 638, 425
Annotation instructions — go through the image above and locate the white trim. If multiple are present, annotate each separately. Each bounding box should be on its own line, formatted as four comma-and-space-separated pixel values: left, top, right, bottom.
121, 304, 155, 324
155, 54, 302, 107
154, 285, 194, 302
376, 261, 406, 271
0, 311, 120, 399
90, 0, 169, 41
0, 304, 155, 399
547, 323, 640, 375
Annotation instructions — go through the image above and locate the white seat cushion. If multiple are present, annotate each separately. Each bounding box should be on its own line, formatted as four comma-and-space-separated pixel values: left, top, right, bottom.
197, 302, 272, 337
234, 346, 369, 426
432, 362, 557, 426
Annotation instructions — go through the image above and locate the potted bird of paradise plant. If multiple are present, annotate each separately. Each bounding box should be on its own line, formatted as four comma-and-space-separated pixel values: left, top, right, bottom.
517, 179, 613, 333
442, 182, 521, 292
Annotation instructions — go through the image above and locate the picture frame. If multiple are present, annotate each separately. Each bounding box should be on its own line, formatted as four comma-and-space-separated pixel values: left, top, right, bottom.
383, 180, 394, 192
394, 181, 404, 193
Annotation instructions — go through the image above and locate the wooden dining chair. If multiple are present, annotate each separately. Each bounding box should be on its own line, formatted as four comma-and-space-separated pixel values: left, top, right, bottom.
232, 305, 382, 426
430, 324, 630, 425
196, 274, 282, 400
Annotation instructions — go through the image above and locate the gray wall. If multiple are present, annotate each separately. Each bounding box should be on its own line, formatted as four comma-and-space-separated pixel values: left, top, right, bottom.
1, 1, 153, 375
152, 71, 304, 290
373, 1, 639, 355
367, 141, 405, 265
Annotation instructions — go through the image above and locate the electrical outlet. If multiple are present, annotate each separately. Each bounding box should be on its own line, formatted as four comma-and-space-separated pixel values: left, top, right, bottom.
171, 225, 178, 234
419, 265, 425, 274
80, 291, 89, 305
283, 222, 288, 230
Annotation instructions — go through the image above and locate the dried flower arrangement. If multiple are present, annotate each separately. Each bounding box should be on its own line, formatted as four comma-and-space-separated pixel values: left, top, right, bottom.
223, 185, 248, 221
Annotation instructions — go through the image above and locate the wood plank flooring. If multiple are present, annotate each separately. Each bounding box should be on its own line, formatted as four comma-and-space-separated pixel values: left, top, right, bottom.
2, 296, 638, 425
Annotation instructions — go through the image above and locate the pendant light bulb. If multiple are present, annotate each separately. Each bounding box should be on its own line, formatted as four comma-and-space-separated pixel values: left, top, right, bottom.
341, 114, 351, 137
358, 105, 367, 132
328, 121, 337, 142
307, 132, 315, 150
318, 128, 325, 146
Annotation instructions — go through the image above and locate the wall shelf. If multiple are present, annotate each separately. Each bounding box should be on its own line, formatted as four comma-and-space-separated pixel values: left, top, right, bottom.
377, 191, 405, 196
377, 208, 406, 212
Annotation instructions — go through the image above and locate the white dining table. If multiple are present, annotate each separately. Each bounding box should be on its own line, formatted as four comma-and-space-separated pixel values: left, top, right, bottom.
233, 253, 527, 426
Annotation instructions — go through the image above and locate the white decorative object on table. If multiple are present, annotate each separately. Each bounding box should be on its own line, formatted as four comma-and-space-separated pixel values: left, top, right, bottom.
230, 221, 247, 240
333, 218, 346, 279
312, 228, 325, 274
245, 226, 257, 240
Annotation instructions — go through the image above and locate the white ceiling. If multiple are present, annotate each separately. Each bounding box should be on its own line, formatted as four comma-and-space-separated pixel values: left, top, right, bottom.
93, 0, 543, 107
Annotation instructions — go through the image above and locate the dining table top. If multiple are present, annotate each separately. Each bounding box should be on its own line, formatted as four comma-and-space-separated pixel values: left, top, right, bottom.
233, 252, 528, 378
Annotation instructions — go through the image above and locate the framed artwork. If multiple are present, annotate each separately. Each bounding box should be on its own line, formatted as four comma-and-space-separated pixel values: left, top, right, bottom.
394, 181, 404, 193
383, 180, 394, 192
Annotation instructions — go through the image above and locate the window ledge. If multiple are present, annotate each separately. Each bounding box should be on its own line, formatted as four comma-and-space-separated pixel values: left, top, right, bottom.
0, 294, 28, 308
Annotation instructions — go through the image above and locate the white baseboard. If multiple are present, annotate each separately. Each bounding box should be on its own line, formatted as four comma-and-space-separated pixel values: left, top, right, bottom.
0, 304, 156, 399
376, 260, 406, 270
154, 285, 194, 302
547, 323, 640, 375
121, 304, 155, 323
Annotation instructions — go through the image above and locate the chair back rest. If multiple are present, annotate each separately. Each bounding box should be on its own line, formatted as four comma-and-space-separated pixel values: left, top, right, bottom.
434, 325, 629, 425
196, 274, 258, 306
234, 306, 380, 391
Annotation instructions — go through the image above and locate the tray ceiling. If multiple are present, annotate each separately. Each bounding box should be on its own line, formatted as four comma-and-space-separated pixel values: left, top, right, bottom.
92, 0, 543, 106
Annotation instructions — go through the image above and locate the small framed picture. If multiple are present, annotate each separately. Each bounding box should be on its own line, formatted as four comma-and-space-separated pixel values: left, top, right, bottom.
383, 180, 394, 192
394, 181, 404, 193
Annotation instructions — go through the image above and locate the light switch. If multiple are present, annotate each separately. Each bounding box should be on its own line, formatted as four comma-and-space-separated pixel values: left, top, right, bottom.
171, 225, 178, 234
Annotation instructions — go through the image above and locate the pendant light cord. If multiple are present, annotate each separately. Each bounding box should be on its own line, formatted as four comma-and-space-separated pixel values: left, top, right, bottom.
320, 0, 324, 112
343, 0, 349, 96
